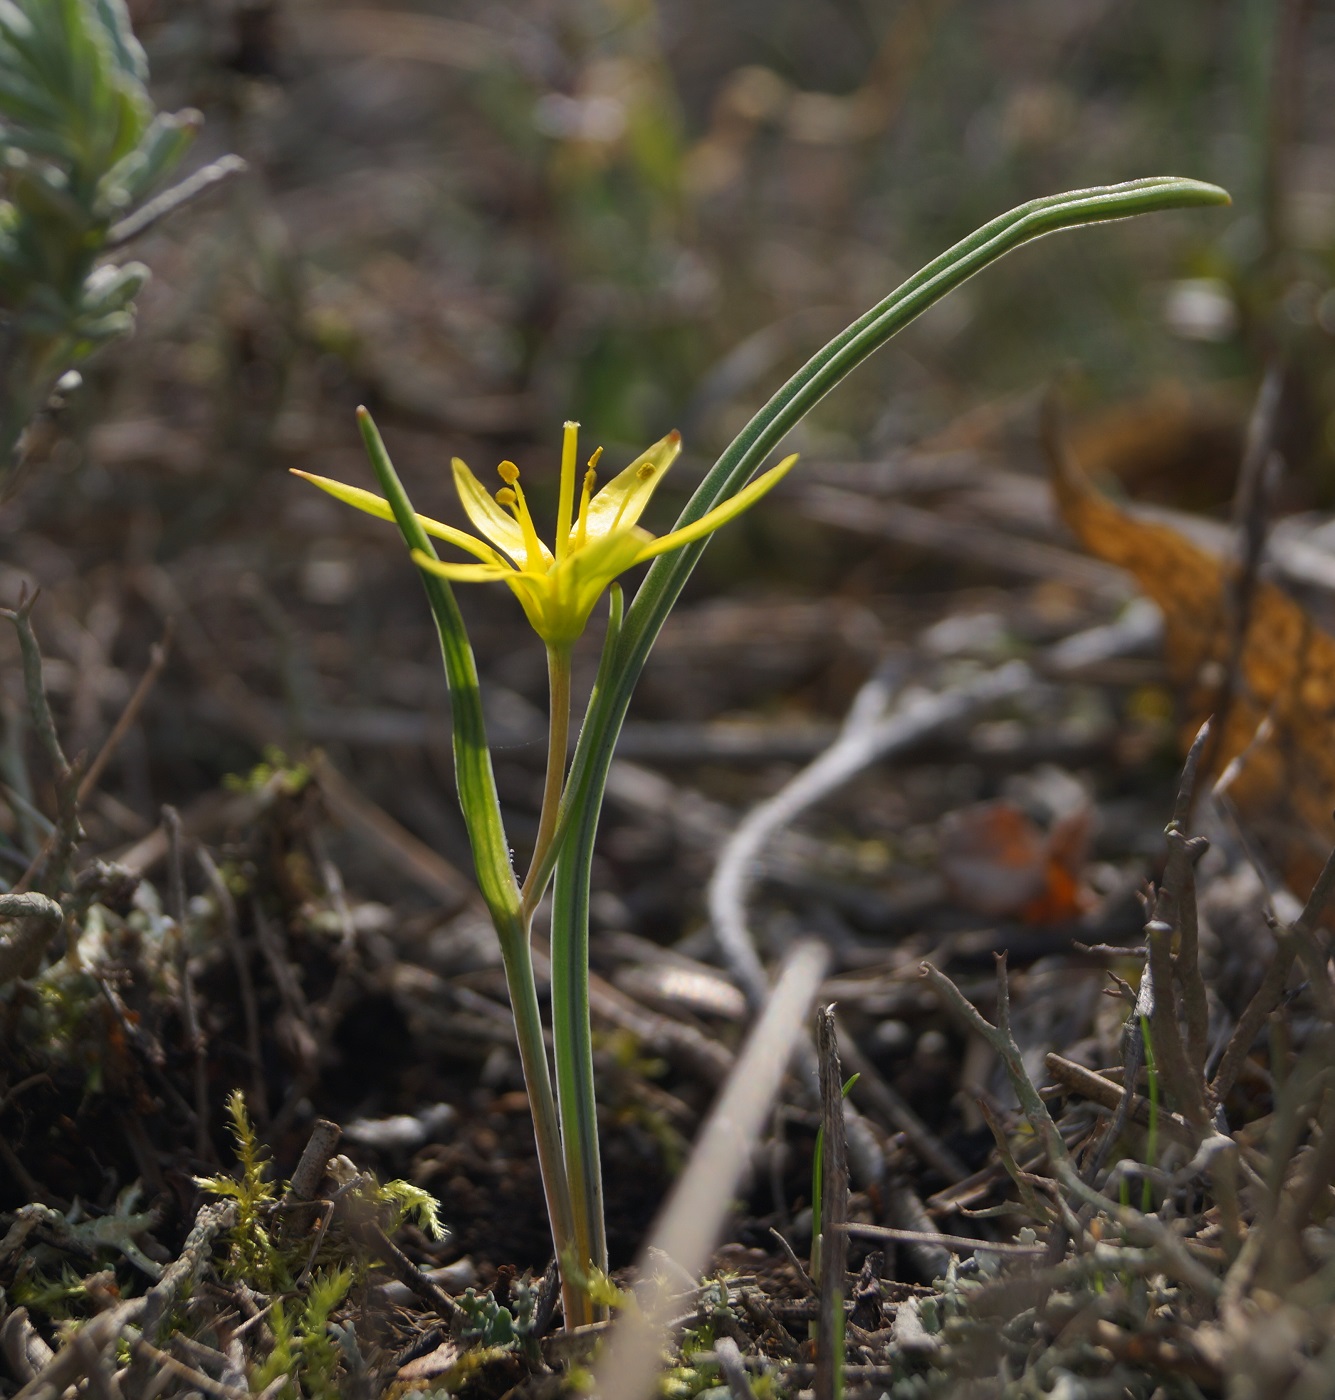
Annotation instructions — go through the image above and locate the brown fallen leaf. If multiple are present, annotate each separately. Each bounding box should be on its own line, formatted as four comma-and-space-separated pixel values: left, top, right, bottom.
1047, 406, 1335, 901
939, 800, 1091, 924
1066, 381, 1241, 510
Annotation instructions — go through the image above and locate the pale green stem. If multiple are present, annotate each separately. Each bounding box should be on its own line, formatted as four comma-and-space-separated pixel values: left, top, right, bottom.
522, 591, 624, 917
552, 821, 607, 1311
548, 593, 624, 1319
522, 645, 572, 918
498, 912, 589, 1329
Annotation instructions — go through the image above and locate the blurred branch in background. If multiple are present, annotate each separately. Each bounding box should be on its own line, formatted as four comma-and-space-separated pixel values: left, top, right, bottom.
0, 0, 241, 493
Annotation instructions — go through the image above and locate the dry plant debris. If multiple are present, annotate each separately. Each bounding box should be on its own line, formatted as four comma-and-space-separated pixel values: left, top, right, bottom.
1051, 406, 1335, 904
8, 4, 1335, 1398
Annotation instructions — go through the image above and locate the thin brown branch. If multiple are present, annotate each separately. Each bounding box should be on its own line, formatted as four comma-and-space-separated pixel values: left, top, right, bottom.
922, 956, 1221, 1300
3, 591, 83, 893
165, 805, 211, 1159
0, 893, 63, 985
198, 848, 268, 1119
78, 628, 171, 808
814, 1006, 849, 1400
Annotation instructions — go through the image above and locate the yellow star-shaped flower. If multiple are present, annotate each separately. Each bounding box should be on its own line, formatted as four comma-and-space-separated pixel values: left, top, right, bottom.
294, 422, 796, 646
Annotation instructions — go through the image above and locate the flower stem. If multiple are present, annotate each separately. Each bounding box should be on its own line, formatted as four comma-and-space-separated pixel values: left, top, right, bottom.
497, 911, 588, 1329
522, 645, 572, 916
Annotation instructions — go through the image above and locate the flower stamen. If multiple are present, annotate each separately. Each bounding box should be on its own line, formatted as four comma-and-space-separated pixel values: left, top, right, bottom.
611, 459, 658, 530
498, 460, 545, 568
574, 448, 602, 549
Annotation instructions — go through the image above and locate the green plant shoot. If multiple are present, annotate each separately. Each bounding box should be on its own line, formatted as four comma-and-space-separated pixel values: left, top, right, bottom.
294, 174, 1229, 1328
0, 0, 240, 482
811, 1073, 859, 1288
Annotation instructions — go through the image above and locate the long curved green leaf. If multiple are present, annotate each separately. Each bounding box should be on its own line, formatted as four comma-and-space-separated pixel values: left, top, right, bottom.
355, 408, 519, 929
566, 176, 1229, 831
548, 177, 1229, 1281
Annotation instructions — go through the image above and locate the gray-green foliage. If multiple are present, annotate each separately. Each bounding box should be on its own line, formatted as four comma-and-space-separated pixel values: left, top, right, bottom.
455, 1282, 537, 1349
0, 0, 225, 481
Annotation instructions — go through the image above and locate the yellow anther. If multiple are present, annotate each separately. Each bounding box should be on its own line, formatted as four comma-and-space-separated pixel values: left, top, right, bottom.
498, 460, 520, 485
496, 487, 517, 507
574, 464, 598, 548
637, 462, 656, 480
587, 446, 604, 472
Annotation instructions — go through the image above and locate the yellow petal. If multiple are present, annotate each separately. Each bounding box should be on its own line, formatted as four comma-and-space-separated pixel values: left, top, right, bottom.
452, 458, 553, 568
410, 552, 517, 583
581, 430, 681, 540
631, 453, 798, 563
291, 470, 506, 566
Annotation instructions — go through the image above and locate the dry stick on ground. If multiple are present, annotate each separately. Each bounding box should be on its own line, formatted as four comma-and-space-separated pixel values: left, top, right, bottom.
1145, 722, 1212, 1131
0, 892, 63, 985
975, 1096, 1053, 1226
1204, 365, 1284, 789
841, 1222, 1048, 1257
76, 629, 171, 813
592, 941, 829, 1400
8, 624, 169, 896
164, 804, 212, 1160
287, 1118, 342, 1203
198, 846, 269, 1120
1145, 907, 1211, 1135
141, 1200, 238, 1345
1211, 842, 1335, 1105
2, 591, 83, 896
922, 954, 1220, 1301
707, 658, 1030, 1186
1167, 827, 1212, 1084
1086, 721, 1212, 1202
355, 1218, 463, 1327
814, 1007, 849, 1400
1273, 1047, 1335, 1244
1222, 1026, 1335, 1310
280, 1117, 343, 1271
709, 658, 1030, 1009
714, 1337, 758, 1400
1044, 1053, 1197, 1148
125, 1335, 253, 1400
7, 610, 169, 899
12, 1298, 147, 1400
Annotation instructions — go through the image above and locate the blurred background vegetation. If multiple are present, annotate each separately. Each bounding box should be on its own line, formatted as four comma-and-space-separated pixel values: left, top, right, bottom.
2, 0, 1330, 881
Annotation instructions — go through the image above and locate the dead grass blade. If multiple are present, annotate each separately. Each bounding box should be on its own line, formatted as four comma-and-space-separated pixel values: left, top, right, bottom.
591, 940, 829, 1400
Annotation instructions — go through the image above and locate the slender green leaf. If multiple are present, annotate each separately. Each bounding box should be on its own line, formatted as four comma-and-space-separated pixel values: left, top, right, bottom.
549, 177, 1229, 1288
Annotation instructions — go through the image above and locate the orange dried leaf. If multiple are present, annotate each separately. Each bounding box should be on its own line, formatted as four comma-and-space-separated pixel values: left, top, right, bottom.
939, 800, 1089, 924
1049, 424, 1335, 898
